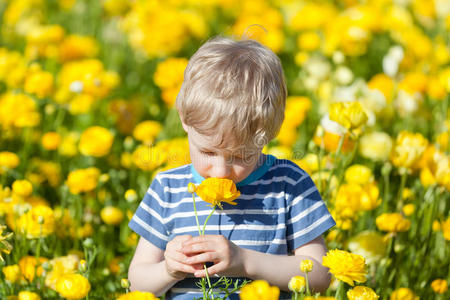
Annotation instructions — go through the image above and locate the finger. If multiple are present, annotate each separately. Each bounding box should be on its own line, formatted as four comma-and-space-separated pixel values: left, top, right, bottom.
186, 251, 219, 265
194, 261, 226, 277
165, 248, 192, 264
182, 240, 219, 254
173, 235, 192, 243
182, 234, 220, 246
167, 259, 199, 274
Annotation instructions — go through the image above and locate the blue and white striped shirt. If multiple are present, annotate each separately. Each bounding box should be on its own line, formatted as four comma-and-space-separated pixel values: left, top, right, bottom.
129, 154, 336, 299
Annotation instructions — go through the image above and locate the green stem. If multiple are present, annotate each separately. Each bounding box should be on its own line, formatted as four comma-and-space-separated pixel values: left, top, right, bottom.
202, 207, 216, 235
192, 194, 202, 235
335, 280, 346, 300
396, 172, 407, 211
305, 273, 310, 296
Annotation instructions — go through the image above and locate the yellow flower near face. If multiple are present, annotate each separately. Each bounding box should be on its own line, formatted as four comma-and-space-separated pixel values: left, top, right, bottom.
240, 280, 280, 300
2, 264, 20, 283
313, 118, 355, 153
41, 132, 62, 150
100, 206, 124, 226
0, 151, 20, 171
18, 256, 48, 283
116, 291, 158, 300
79, 126, 114, 157
17, 205, 55, 239
18, 291, 41, 300
288, 275, 306, 293
345, 165, 373, 185
12, 180, 33, 197
66, 167, 100, 194
322, 249, 367, 286
347, 286, 379, 300
193, 178, 240, 208
329, 102, 368, 132
300, 259, 313, 273
133, 120, 162, 144
376, 213, 411, 233
390, 288, 419, 300
56, 274, 91, 300
431, 279, 448, 294
391, 131, 428, 171
348, 231, 387, 265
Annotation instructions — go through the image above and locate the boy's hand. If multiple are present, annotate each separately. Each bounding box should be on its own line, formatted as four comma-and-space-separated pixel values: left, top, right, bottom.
181, 235, 245, 278
164, 235, 204, 280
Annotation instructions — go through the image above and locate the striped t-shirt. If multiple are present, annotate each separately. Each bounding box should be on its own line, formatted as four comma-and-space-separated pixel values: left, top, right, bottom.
129, 154, 336, 299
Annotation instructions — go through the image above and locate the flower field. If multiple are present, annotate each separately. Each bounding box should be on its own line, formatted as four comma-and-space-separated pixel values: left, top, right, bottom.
0, 0, 449, 299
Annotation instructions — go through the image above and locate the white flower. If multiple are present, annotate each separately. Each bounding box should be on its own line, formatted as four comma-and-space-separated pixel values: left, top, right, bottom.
69, 80, 84, 93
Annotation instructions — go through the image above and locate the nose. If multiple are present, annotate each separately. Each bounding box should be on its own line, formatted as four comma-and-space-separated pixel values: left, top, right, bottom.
210, 157, 232, 179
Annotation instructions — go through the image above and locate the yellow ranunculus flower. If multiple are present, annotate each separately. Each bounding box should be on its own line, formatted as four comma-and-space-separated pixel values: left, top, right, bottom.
322, 249, 367, 286
153, 57, 188, 106
0, 151, 20, 171
442, 218, 450, 241
41, 132, 61, 150
18, 291, 41, 300
359, 131, 393, 161
24, 69, 54, 99
133, 120, 162, 144
79, 126, 114, 157
56, 274, 91, 300
288, 275, 306, 293
0, 93, 41, 129
132, 144, 167, 171
12, 180, 33, 197
300, 259, 313, 273
240, 280, 280, 300
348, 231, 386, 265
263, 145, 292, 160
391, 131, 428, 171
376, 213, 411, 233
17, 205, 55, 239
194, 178, 240, 208
347, 286, 379, 300
313, 117, 355, 153
345, 165, 373, 185
402, 204, 415, 216
2, 264, 20, 283
298, 31, 321, 51
117, 291, 158, 300
100, 206, 124, 226
59, 35, 99, 62
329, 101, 368, 132
368, 73, 395, 103
18, 256, 48, 282
45, 254, 80, 290
66, 167, 100, 194
390, 288, 419, 300
124, 189, 137, 203
431, 279, 448, 294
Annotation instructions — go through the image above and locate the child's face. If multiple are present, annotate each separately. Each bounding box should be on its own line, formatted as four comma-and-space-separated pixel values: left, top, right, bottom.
184, 125, 263, 183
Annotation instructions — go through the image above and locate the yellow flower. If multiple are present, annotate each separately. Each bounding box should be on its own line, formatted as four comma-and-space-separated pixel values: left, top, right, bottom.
345, 165, 373, 185
100, 206, 124, 226
24, 69, 54, 99
41, 132, 61, 150
368, 73, 395, 103
313, 116, 355, 153
18, 291, 41, 300
359, 132, 393, 161
347, 286, 379, 300
297, 31, 321, 51
12, 180, 33, 197
329, 102, 368, 132
45, 254, 80, 290
402, 204, 415, 217
322, 249, 367, 286
391, 131, 428, 171
79, 126, 114, 157
153, 57, 188, 106
263, 145, 292, 160
348, 231, 386, 265
2, 264, 20, 283
0, 151, 20, 171
300, 259, 313, 273
133, 120, 162, 144
432, 220, 441, 232
132, 144, 167, 171
17, 205, 55, 239
194, 178, 240, 208
376, 213, 411, 233
442, 218, 450, 241
288, 275, 306, 293
0, 93, 40, 129
431, 279, 448, 294
390, 288, 419, 300
66, 167, 100, 194
56, 274, 91, 300
18, 256, 48, 282
116, 291, 158, 300
124, 189, 137, 203
59, 35, 99, 62
240, 280, 280, 300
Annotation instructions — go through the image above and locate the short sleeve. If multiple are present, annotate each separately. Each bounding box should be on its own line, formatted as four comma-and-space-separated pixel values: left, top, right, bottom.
285, 171, 336, 251
128, 176, 170, 250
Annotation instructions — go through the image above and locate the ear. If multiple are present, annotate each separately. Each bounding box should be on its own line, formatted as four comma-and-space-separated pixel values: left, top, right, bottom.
180, 120, 189, 133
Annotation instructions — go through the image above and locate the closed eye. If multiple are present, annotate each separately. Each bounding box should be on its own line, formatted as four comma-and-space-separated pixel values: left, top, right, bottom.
201, 150, 216, 156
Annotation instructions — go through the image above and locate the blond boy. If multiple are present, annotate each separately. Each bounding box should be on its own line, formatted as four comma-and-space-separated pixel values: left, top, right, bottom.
128, 37, 335, 299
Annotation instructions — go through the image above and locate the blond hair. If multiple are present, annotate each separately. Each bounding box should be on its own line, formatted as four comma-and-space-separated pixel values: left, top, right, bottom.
176, 36, 286, 151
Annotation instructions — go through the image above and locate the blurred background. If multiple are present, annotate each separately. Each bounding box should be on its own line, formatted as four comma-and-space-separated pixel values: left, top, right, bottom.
0, 0, 449, 299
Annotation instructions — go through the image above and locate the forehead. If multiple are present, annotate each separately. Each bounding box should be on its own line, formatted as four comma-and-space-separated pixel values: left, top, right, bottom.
187, 127, 257, 154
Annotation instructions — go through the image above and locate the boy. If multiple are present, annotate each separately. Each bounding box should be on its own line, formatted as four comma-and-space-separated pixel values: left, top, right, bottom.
128, 37, 336, 299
